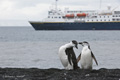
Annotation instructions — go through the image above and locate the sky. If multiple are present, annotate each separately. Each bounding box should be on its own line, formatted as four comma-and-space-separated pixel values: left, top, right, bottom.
0, 0, 120, 26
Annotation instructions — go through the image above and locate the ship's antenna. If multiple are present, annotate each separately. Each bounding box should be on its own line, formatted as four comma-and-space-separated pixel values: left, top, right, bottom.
55, 0, 58, 11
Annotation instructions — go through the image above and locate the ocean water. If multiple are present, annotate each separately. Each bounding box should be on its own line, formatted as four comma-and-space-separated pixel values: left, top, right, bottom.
0, 27, 120, 69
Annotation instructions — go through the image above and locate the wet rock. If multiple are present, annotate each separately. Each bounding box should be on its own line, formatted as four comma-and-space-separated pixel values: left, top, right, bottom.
0, 68, 119, 80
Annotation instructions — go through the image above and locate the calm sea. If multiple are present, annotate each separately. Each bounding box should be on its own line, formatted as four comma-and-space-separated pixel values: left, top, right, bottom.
0, 27, 120, 69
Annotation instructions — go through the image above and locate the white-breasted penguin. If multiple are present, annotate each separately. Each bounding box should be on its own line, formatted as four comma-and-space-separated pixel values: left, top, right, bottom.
77, 41, 98, 70
58, 40, 79, 70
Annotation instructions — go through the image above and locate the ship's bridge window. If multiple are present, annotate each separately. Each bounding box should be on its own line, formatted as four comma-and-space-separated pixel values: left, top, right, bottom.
114, 15, 116, 17
67, 11, 70, 13
48, 11, 52, 14
54, 17, 57, 18
63, 16, 65, 18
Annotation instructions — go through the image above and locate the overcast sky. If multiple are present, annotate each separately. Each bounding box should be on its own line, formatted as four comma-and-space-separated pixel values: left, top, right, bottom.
0, 0, 120, 26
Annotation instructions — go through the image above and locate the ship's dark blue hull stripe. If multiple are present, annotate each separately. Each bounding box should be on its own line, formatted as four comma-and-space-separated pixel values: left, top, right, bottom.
30, 22, 120, 30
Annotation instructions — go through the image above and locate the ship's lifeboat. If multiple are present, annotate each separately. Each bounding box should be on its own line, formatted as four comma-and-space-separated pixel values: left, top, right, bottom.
65, 14, 74, 18
77, 13, 86, 17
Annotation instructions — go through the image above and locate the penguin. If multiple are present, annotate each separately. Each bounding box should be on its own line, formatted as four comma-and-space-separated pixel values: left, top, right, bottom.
77, 41, 98, 70
58, 40, 79, 70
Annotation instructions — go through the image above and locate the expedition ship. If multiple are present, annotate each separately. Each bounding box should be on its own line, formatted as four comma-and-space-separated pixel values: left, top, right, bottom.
29, 0, 120, 30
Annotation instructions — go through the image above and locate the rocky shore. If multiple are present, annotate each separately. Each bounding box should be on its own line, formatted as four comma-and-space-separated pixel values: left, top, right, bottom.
0, 68, 120, 80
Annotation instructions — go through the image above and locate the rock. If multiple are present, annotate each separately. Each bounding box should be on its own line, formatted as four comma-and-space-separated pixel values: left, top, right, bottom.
0, 68, 120, 80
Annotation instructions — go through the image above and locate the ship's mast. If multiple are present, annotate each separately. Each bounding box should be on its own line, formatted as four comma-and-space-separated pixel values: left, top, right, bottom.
55, 0, 58, 11
100, 0, 102, 9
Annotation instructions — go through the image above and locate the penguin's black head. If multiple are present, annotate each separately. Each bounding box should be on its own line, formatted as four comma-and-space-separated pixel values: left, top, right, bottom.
79, 41, 89, 46
72, 40, 78, 49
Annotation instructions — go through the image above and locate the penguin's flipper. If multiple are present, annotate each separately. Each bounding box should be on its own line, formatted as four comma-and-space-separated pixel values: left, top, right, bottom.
70, 48, 79, 70
77, 53, 81, 63
91, 52, 98, 65
65, 48, 72, 65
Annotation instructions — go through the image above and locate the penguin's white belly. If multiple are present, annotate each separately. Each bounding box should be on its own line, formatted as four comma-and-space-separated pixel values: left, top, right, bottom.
59, 48, 73, 70
59, 51, 68, 67
80, 50, 93, 69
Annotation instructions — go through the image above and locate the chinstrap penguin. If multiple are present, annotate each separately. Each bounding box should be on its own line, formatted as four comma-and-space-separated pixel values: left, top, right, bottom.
58, 40, 79, 70
77, 41, 98, 70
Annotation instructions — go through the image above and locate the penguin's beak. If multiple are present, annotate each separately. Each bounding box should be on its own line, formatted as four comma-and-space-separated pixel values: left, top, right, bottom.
79, 42, 83, 46
79, 42, 82, 45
